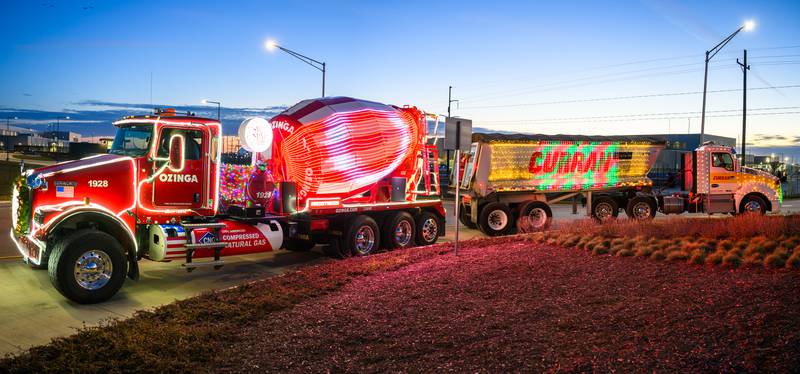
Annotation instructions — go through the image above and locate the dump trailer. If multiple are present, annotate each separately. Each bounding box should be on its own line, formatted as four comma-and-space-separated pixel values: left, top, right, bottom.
11, 97, 444, 304
457, 133, 781, 235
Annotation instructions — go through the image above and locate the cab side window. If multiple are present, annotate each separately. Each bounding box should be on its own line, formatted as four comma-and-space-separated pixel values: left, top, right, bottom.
712, 152, 734, 171
157, 129, 203, 160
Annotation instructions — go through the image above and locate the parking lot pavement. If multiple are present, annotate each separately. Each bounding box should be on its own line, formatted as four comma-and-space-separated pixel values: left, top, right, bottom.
1, 198, 798, 356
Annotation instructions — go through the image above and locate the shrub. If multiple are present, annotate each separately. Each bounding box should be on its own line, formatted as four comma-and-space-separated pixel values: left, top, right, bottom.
718, 239, 735, 251
722, 252, 742, 268
650, 250, 666, 261
617, 248, 634, 257
689, 249, 706, 264
743, 253, 764, 268
787, 252, 800, 269
765, 250, 788, 268
592, 244, 609, 255
667, 251, 689, 262
706, 250, 725, 265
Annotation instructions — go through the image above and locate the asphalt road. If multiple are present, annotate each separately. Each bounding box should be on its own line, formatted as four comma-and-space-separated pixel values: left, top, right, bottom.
0, 199, 798, 356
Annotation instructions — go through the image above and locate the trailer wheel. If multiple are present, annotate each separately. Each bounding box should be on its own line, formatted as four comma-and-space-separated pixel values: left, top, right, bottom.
382, 211, 416, 250
342, 215, 380, 257
284, 238, 316, 251
625, 196, 657, 221
518, 201, 552, 231
740, 194, 767, 215
458, 204, 477, 229
415, 211, 441, 246
478, 202, 513, 236
48, 230, 127, 304
592, 197, 619, 222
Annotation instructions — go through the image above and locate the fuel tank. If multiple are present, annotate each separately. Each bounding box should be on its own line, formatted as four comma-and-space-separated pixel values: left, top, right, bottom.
148, 219, 283, 261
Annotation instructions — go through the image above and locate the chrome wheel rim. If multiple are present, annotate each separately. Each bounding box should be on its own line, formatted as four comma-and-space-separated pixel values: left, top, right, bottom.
74, 250, 113, 290
487, 210, 508, 231
354, 226, 375, 255
394, 220, 413, 247
421, 218, 438, 243
632, 202, 651, 219
527, 207, 548, 229
744, 200, 762, 214
595, 202, 614, 221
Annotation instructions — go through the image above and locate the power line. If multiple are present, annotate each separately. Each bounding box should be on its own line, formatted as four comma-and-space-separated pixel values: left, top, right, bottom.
476, 111, 800, 128
458, 84, 800, 110
475, 106, 800, 124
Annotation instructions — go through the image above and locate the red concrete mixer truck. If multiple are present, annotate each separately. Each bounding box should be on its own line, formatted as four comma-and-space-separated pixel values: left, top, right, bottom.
10, 97, 445, 303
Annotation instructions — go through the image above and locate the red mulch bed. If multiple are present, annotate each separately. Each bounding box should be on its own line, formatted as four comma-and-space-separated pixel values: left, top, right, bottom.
219, 240, 800, 372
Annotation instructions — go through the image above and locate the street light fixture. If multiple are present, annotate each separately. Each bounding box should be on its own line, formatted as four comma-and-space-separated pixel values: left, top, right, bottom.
699, 20, 755, 144
265, 39, 327, 97
202, 99, 222, 121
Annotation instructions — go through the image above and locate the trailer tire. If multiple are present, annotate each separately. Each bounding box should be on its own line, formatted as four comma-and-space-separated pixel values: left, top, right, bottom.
478, 202, 513, 236
592, 197, 619, 222
625, 196, 657, 220
518, 201, 552, 231
458, 204, 477, 229
415, 211, 441, 246
382, 211, 416, 250
48, 229, 127, 304
739, 194, 767, 215
284, 238, 316, 252
342, 215, 380, 257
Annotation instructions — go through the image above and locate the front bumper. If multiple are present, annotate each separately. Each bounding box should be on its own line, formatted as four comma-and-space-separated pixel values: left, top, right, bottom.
9, 230, 45, 265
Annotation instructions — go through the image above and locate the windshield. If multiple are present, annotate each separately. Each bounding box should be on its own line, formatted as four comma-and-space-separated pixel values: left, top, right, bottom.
109, 124, 152, 157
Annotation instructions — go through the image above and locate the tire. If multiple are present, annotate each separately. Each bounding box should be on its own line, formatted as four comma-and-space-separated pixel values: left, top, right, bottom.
625, 196, 657, 221
382, 211, 416, 250
478, 202, 513, 236
48, 230, 127, 304
457, 204, 477, 229
415, 211, 441, 246
591, 197, 619, 222
284, 238, 316, 251
518, 201, 552, 231
342, 215, 380, 257
739, 194, 767, 215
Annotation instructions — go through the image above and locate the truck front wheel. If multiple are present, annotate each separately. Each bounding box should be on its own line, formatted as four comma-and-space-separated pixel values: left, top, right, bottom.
48, 230, 127, 304
625, 196, 657, 221
478, 202, 513, 236
740, 195, 767, 215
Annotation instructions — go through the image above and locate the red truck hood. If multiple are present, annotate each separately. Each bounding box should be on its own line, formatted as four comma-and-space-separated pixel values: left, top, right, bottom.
31, 154, 126, 177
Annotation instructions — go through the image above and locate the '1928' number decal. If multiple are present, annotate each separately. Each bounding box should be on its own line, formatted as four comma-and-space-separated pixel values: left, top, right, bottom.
88, 180, 109, 188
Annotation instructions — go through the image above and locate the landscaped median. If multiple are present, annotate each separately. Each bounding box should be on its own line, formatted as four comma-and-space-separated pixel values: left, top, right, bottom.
2, 215, 800, 372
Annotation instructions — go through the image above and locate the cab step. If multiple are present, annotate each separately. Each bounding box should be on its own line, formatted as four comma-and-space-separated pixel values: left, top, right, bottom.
185, 242, 228, 250
182, 260, 225, 271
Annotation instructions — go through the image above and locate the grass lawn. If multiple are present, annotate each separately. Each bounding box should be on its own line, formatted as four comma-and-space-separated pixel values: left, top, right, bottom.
2, 216, 800, 372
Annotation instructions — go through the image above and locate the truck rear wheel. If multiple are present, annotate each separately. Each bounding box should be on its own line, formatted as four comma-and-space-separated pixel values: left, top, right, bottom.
625, 196, 657, 221
478, 202, 513, 236
48, 230, 127, 304
740, 195, 767, 215
415, 211, 441, 246
518, 201, 552, 231
382, 211, 416, 250
592, 197, 619, 222
343, 215, 380, 257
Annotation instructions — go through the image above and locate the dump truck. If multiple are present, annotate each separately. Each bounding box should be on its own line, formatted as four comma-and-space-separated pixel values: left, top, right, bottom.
11, 97, 444, 303
456, 133, 781, 235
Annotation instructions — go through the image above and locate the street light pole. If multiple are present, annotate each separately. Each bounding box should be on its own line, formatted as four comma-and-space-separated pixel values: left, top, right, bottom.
266, 40, 326, 97
202, 99, 221, 121
5, 117, 16, 162
53, 116, 69, 162
700, 20, 755, 144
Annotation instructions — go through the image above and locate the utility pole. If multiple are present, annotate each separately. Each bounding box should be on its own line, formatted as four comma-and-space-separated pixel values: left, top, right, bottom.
687, 118, 691, 134
737, 49, 750, 166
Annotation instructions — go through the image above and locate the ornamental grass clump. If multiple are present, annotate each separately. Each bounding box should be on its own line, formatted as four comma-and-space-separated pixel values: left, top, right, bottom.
765, 249, 789, 268
666, 250, 689, 262
722, 252, 742, 268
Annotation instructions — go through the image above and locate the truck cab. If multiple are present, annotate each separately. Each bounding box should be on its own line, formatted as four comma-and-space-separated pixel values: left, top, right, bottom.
680, 143, 781, 215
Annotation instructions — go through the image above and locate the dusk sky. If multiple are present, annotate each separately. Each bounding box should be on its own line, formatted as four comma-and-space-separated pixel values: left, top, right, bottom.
1, 0, 798, 147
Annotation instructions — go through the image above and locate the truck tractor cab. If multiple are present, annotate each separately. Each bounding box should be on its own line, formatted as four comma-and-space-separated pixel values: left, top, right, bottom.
685, 143, 781, 215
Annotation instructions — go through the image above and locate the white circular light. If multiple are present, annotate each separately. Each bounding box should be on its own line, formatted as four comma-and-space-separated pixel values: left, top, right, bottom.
238, 117, 273, 153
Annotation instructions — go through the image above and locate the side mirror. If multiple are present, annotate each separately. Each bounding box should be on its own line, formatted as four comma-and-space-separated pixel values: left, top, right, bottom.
168, 135, 184, 170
